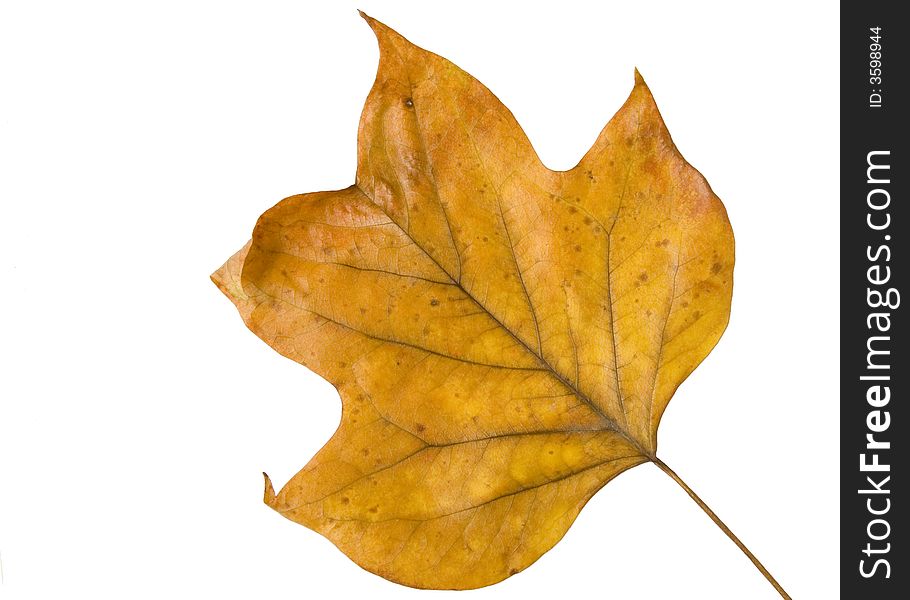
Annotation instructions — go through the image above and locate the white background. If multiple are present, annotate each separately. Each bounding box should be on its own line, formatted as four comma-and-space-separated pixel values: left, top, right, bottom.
0, 1, 838, 598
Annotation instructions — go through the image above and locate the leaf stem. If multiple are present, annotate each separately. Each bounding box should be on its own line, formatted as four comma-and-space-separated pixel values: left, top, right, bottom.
653, 457, 791, 599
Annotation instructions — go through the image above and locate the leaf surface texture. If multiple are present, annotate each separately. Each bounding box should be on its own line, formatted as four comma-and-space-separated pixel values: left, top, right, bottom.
213, 14, 734, 589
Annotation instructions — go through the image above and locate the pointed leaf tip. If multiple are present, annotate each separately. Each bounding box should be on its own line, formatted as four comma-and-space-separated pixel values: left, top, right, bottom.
358, 10, 385, 36
263, 472, 276, 506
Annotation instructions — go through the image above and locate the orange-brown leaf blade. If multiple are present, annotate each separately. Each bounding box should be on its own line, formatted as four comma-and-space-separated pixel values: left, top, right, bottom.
213, 13, 734, 590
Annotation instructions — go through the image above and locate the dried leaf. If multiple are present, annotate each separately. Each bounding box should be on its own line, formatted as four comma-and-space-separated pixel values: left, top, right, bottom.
213, 13, 743, 592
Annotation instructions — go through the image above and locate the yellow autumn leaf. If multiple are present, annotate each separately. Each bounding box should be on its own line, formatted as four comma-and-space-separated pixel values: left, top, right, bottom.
212, 13, 788, 598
